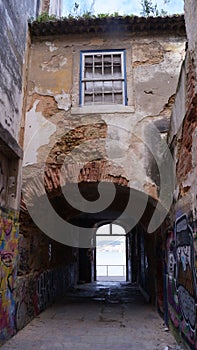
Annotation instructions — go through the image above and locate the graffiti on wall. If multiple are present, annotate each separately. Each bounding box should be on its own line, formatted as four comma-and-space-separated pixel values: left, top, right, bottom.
0, 208, 19, 340
15, 264, 75, 331
166, 213, 197, 349
175, 215, 196, 333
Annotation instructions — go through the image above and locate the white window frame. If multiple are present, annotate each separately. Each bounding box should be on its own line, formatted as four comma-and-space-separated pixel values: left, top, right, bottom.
80, 50, 127, 107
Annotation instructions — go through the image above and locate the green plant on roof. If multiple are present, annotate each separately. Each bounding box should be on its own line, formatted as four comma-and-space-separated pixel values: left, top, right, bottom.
37, 12, 57, 22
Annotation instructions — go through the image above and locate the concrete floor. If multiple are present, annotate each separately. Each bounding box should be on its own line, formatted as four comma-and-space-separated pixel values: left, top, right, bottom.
1, 282, 184, 350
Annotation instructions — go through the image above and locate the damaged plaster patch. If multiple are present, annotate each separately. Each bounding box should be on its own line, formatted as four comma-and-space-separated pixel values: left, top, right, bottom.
45, 41, 58, 52
41, 55, 67, 72
28, 90, 71, 113
27, 93, 60, 117
24, 100, 56, 165
54, 91, 71, 111
143, 181, 158, 199
132, 41, 164, 67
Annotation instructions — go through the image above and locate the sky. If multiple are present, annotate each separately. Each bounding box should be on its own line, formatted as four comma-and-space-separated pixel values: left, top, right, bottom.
62, 0, 184, 17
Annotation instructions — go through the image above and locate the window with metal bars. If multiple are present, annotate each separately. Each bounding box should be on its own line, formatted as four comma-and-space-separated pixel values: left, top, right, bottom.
80, 50, 127, 106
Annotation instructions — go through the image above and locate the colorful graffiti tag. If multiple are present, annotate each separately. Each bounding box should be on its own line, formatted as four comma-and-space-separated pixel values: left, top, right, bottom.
15, 264, 75, 331
166, 214, 197, 350
0, 208, 19, 341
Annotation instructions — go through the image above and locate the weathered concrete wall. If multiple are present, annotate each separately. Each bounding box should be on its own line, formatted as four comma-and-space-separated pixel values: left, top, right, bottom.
0, 0, 38, 142
0, 0, 39, 207
164, 3, 197, 347
23, 32, 185, 207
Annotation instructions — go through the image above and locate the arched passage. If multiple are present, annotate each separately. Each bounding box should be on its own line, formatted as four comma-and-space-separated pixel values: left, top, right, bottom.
19, 149, 170, 338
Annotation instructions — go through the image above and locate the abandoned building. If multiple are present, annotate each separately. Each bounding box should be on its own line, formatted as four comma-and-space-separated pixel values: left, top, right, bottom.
0, 0, 196, 349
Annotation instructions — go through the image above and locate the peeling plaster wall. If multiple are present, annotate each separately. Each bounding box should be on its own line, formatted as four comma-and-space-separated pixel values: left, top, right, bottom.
24, 33, 185, 202
164, 3, 197, 347
0, 0, 38, 141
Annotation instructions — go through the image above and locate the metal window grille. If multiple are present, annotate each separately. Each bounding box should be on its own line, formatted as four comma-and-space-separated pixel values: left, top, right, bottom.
81, 50, 126, 106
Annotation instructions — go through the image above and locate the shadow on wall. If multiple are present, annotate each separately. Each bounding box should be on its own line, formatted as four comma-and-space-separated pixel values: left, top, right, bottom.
0, 207, 76, 342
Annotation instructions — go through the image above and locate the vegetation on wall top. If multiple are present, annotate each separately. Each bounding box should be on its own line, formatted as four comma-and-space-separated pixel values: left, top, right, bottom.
35, 0, 179, 23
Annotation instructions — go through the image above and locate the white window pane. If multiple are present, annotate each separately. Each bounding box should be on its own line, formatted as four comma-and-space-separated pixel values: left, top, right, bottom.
104, 94, 113, 104
97, 224, 110, 235
94, 54, 102, 63
113, 66, 121, 77
104, 67, 112, 76
94, 81, 103, 92
85, 68, 93, 79
94, 93, 102, 103
104, 81, 112, 92
113, 54, 121, 62
84, 94, 93, 104
85, 82, 93, 92
114, 93, 123, 104
94, 67, 102, 77
104, 55, 112, 64
94, 69, 102, 79
112, 224, 126, 235
85, 56, 93, 64
114, 81, 122, 91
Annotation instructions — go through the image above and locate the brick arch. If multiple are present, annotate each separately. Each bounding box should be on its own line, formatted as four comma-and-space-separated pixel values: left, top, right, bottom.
78, 160, 129, 186
21, 160, 129, 209
44, 159, 129, 194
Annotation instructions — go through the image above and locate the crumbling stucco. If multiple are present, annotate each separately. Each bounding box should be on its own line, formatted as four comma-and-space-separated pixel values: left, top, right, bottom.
23, 29, 186, 202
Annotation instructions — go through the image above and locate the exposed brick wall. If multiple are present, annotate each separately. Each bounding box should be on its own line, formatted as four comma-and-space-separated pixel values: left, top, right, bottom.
44, 160, 129, 194
176, 100, 197, 187
171, 51, 197, 193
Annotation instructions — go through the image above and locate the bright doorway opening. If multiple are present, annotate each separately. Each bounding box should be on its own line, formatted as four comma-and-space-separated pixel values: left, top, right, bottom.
96, 224, 126, 282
